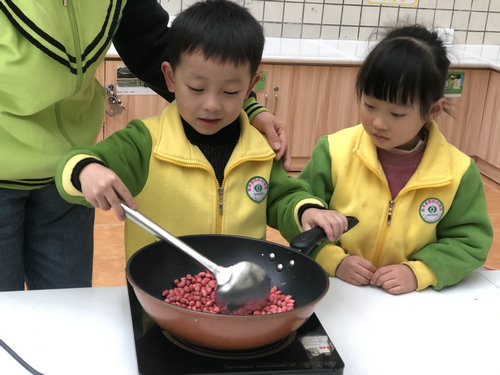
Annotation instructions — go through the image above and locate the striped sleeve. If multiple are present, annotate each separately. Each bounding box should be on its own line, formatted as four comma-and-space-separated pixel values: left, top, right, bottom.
56, 119, 153, 206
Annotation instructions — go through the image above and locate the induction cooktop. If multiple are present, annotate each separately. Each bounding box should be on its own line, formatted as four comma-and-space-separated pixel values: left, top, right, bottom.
135, 313, 344, 375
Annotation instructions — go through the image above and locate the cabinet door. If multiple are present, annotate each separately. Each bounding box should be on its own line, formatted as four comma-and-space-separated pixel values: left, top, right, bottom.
435, 69, 490, 156
255, 64, 360, 171
103, 59, 169, 138
255, 63, 294, 121
476, 70, 500, 182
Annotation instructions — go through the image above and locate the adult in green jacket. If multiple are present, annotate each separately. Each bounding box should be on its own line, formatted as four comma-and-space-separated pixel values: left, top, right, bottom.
0, 0, 286, 291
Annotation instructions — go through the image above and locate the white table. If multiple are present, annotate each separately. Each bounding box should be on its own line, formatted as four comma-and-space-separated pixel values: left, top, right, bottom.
315, 268, 500, 375
0, 286, 138, 375
1, 270, 498, 375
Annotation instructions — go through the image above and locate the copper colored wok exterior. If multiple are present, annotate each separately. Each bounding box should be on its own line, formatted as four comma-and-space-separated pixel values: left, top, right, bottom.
129, 277, 323, 350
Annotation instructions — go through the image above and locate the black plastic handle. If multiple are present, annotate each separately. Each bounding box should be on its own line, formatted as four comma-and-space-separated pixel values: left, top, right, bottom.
290, 216, 359, 254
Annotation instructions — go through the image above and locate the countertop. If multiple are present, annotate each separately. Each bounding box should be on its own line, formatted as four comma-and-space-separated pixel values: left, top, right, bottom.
1, 269, 498, 375
315, 268, 500, 375
106, 38, 500, 71
0, 286, 138, 375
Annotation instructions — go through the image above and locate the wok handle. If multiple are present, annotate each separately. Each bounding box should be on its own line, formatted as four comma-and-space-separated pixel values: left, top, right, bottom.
290, 216, 359, 254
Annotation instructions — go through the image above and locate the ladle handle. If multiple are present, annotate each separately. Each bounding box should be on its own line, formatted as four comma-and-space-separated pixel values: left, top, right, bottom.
120, 203, 220, 272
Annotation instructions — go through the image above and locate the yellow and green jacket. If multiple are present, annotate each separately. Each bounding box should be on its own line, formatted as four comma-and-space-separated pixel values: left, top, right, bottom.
293, 123, 492, 291
0, 0, 125, 189
56, 102, 325, 259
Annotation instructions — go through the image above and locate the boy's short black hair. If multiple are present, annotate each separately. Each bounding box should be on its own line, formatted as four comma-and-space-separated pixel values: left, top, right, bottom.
166, 0, 264, 77
356, 25, 450, 120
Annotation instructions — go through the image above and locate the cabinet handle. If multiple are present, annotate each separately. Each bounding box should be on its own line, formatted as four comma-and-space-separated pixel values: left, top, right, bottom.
273, 86, 279, 115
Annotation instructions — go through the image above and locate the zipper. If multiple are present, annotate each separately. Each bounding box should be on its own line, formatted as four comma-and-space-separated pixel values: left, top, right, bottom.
156, 152, 274, 233
373, 194, 393, 266
66, 0, 83, 92
154, 155, 223, 232
56, 0, 83, 146
218, 187, 224, 215
387, 200, 394, 225
372, 179, 454, 265
216, 153, 274, 215
356, 150, 455, 265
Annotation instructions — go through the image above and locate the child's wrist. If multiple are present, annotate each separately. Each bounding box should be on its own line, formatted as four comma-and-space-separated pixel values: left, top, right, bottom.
71, 158, 105, 191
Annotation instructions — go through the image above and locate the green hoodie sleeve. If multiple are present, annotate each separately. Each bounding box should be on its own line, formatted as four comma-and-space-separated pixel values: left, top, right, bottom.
266, 159, 327, 239
55, 119, 153, 206
297, 136, 335, 204
409, 160, 493, 290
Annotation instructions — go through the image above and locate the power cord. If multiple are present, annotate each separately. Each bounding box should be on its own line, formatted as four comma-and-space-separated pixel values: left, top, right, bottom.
0, 339, 45, 375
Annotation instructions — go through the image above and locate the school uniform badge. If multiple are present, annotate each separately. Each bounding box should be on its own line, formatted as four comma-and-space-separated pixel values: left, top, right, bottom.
246, 176, 268, 203
419, 198, 444, 223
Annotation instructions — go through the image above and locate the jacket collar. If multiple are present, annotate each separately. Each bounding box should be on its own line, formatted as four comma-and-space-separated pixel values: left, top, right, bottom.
354, 122, 453, 188
153, 101, 275, 168
0, 0, 122, 74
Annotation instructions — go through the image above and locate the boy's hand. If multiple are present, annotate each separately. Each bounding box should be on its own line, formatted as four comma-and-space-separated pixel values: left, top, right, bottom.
336, 256, 377, 286
251, 111, 291, 171
79, 163, 136, 221
370, 264, 417, 295
301, 208, 347, 242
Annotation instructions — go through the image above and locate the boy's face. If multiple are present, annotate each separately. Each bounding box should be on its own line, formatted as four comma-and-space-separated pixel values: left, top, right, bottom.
162, 50, 260, 135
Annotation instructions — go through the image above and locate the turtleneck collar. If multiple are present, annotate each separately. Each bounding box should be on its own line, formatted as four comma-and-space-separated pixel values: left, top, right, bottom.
181, 117, 240, 145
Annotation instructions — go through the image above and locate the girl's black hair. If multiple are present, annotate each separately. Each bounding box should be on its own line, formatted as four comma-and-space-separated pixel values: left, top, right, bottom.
166, 0, 264, 77
356, 25, 450, 120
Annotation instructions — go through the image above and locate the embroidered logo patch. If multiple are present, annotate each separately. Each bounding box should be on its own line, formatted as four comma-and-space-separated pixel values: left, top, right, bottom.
419, 198, 444, 223
246, 176, 268, 203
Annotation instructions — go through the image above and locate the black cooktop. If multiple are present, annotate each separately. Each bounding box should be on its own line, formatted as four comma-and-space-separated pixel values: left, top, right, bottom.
135, 313, 344, 375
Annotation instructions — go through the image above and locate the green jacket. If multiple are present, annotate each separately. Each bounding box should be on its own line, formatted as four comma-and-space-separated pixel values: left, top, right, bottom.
56, 102, 325, 258
0, 0, 125, 189
295, 123, 493, 291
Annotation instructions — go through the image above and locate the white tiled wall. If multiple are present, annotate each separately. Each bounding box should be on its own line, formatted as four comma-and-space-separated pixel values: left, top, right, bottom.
159, 0, 500, 44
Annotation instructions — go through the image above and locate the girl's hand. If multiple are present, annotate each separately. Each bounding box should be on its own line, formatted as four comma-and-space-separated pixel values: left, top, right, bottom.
370, 264, 417, 295
336, 256, 377, 286
301, 208, 347, 242
250, 111, 291, 171
79, 163, 136, 221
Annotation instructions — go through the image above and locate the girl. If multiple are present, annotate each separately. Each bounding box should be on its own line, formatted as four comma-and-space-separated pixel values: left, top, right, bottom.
298, 25, 493, 295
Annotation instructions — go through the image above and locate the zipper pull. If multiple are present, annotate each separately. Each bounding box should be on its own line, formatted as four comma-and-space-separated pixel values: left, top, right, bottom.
62, 0, 68, 6
218, 187, 224, 215
387, 200, 394, 225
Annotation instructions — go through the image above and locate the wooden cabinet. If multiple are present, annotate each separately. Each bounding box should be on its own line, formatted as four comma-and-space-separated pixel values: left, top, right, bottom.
97, 58, 500, 181
435, 69, 490, 157
256, 63, 361, 170
98, 60, 361, 171
101, 59, 169, 138
476, 70, 500, 182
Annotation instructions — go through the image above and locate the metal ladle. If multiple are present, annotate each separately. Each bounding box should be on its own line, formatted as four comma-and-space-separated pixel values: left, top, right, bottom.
121, 203, 271, 313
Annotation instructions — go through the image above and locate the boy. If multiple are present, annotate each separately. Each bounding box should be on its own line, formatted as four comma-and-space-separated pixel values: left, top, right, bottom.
55, 0, 347, 261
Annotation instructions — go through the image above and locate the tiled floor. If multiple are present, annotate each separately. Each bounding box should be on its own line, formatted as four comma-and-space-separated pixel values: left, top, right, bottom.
92, 176, 500, 287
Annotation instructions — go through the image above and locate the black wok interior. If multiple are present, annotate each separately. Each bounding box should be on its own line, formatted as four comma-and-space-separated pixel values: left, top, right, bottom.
127, 234, 329, 309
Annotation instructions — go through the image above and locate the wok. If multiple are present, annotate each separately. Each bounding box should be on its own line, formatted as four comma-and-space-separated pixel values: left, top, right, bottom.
126, 232, 329, 351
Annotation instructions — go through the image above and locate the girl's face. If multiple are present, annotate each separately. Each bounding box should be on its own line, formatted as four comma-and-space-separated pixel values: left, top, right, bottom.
360, 94, 443, 151
161, 50, 259, 135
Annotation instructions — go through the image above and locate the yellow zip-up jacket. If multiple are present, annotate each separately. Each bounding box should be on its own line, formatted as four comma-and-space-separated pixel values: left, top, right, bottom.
294, 123, 492, 291
56, 102, 325, 259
